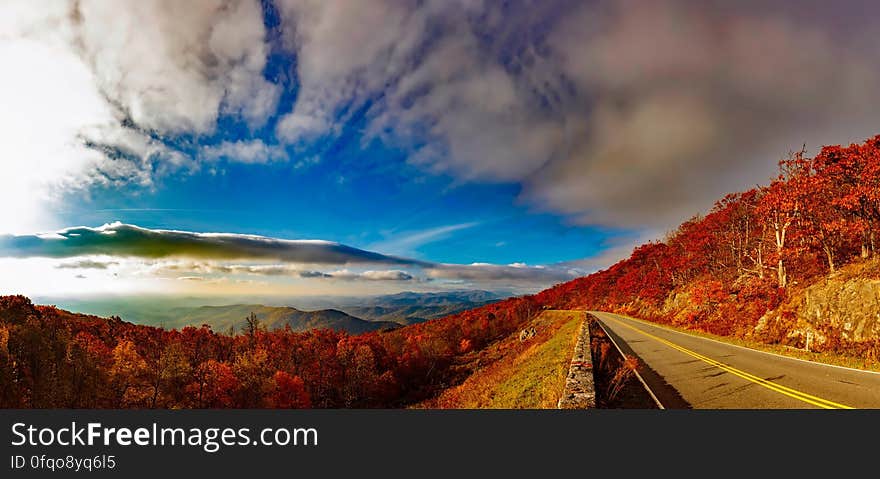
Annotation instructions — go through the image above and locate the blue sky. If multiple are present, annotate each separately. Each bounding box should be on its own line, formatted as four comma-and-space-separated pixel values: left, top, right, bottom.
63, 116, 621, 267
49, 2, 627, 269
2, 0, 879, 297
44, 2, 636, 270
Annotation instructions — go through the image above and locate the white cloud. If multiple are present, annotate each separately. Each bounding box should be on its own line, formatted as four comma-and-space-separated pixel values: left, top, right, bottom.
273, 0, 422, 142
328, 269, 414, 282
0, 0, 276, 233
0, 36, 107, 233
274, 0, 880, 230
557, 230, 664, 274
425, 262, 579, 284
529, 0, 880, 228
75, 0, 277, 133
5, 0, 879, 252
55, 259, 119, 270
201, 140, 287, 164
0, 257, 164, 297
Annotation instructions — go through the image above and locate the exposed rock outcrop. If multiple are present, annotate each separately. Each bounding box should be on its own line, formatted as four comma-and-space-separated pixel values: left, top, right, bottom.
754, 262, 880, 347
796, 275, 880, 342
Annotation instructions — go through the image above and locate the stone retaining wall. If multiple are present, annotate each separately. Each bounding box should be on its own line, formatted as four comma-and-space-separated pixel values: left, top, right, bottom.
557, 313, 596, 409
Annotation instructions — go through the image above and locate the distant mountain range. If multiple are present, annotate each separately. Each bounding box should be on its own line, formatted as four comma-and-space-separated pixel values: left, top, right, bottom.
37, 290, 507, 334
338, 290, 503, 325
165, 304, 400, 334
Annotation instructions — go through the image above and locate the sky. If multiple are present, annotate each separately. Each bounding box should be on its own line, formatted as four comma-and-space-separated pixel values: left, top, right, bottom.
1, 0, 880, 298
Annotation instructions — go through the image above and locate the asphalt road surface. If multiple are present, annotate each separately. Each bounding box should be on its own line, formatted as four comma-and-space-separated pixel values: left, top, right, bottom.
591, 311, 880, 409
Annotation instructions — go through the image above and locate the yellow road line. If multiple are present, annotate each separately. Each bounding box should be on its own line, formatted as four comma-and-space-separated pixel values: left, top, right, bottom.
600, 314, 854, 410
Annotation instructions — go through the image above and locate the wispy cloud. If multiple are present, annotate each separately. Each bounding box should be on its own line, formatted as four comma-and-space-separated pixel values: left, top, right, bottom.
55, 259, 119, 270
148, 260, 416, 282
147, 261, 332, 279
557, 230, 664, 274
425, 263, 579, 284
275, 0, 880, 230
372, 222, 479, 255
328, 269, 415, 282
200, 140, 287, 164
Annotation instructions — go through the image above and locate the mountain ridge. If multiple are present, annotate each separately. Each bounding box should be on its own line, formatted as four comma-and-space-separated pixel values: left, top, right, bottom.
37, 290, 506, 330
166, 303, 400, 334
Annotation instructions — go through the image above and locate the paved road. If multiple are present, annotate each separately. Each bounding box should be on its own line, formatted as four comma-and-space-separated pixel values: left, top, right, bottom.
591, 311, 880, 409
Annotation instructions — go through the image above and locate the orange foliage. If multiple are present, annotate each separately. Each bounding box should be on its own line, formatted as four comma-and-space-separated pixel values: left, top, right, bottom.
3, 136, 880, 407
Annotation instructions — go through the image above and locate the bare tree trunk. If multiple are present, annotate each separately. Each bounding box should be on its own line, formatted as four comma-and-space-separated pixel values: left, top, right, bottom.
774, 223, 787, 288
758, 244, 764, 278
777, 258, 786, 288
871, 229, 876, 257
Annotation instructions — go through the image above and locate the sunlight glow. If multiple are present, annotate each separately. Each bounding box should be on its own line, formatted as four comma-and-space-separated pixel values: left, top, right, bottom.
0, 39, 111, 234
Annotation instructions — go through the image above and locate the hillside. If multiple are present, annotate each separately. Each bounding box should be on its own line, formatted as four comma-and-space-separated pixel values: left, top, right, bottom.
0, 293, 541, 408
374, 290, 502, 305
534, 135, 880, 365
3, 135, 879, 409
38, 290, 502, 329
165, 304, 399, 334
338, 290, 503, 325
418, 310, 581, 408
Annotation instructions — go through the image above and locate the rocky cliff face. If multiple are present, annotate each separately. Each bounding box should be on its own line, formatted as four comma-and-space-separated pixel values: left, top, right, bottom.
754, 262, 880, 347
797, 275, 880, 342
612, 260, 880, 348
662, 291, 692, 324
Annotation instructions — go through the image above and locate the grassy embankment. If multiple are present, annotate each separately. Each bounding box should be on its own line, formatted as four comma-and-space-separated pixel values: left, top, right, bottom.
419, 310, 582, 408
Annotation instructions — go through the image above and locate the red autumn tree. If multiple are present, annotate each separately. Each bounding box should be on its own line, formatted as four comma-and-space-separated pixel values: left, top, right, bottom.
270, 371, 311, 408
756, 153, 804, 288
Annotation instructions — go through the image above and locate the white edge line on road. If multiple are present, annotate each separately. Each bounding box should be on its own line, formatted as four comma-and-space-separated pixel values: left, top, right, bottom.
590, 311, 880, 377
587, 312, 665, 409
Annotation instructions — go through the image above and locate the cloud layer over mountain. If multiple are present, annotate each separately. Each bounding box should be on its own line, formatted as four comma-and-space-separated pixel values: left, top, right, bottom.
0, 222, 423, 266
1, 223, 578, 290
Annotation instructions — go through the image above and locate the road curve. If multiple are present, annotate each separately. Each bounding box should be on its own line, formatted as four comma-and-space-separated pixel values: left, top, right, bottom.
591, 311, 880, 409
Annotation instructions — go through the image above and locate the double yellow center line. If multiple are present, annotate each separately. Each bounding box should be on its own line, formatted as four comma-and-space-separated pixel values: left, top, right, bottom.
602, 315, 853, 409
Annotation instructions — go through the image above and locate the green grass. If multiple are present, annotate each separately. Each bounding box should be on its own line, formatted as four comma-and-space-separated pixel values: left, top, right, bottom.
484, 316, 581, 408
427, 310, 582, 409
